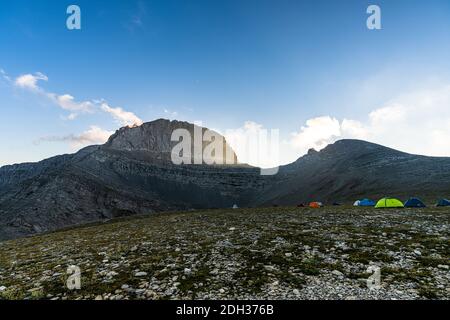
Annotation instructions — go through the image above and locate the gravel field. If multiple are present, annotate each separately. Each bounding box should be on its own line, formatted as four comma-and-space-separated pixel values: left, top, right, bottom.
0, 207, 448, 300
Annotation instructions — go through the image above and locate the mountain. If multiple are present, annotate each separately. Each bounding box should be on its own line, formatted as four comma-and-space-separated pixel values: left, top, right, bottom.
0, 119, 264, 240
1, 119, 450, 240
256, 139, 450, 205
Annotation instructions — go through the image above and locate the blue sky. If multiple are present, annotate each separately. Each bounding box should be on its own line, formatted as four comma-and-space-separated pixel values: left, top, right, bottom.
1, 0, 450, 166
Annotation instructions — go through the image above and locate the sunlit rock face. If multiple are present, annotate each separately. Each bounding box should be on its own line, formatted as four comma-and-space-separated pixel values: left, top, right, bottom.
104, 119, 238, 164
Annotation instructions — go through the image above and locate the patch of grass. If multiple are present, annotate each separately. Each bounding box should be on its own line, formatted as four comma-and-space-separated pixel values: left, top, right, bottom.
417, 286, 438, 299
417, 256, 448, 268
381, 266, 433, 285
345, 248, 394, 264
0, 288, 26, 300
297, 258, 323, 276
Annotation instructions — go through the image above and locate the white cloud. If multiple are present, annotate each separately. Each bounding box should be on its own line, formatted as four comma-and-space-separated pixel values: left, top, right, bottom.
13, 72, 94, 118
340, 119, 368, 140
288, 85, 450, 158
100, 102, 143, 127
14, 72, 48, 91
11, 71, 142, 126
289, 116, 341, 154
225, 85, 450, 167
36, 126, 113, 150
47, 93, 95, 115
72, 126, 114, 148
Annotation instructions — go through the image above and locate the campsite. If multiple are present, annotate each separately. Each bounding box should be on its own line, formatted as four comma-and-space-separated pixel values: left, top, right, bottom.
306, 197, 450, 209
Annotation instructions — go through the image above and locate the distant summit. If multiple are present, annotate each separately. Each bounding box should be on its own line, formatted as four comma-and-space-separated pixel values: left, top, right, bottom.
103, 119, 238, 164
255, 139, 450, 206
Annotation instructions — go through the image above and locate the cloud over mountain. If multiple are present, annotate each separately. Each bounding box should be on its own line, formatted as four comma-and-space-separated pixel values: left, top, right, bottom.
10, 71, 142, 126
287, 85, 450, 160
101, 102, 144, 127
35, 126, 114, 150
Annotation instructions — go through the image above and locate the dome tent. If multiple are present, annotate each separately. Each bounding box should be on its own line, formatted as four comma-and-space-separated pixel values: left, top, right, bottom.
309, 202, 323, 208
375, 198, 404, 208
436, 199, 450, 207
404, 198, 426, 208
354, 198, 375, 207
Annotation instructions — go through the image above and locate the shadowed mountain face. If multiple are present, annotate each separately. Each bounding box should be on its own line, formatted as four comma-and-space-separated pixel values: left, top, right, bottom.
256, 140, 450, 206
1, 119, 449, 240
0, 119, 262, 240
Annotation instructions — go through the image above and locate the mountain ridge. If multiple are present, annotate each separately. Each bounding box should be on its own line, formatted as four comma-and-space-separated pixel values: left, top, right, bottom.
1, 119, 449, 240
259, 138, 450, 206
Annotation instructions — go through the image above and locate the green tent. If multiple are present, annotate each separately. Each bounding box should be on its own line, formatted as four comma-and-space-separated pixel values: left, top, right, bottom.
375, 198, 404, 208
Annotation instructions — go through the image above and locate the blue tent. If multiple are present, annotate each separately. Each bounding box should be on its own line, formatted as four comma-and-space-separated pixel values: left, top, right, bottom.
356, 198, 375, 207
436, 199, 450, 207
404, 198, 426, 208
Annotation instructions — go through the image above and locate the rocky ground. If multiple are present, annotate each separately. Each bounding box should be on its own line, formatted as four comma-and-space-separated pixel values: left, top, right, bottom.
0, 207, 448, 300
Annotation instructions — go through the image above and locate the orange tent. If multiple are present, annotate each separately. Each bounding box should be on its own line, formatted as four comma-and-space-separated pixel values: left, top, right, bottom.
309, 202, 323, 208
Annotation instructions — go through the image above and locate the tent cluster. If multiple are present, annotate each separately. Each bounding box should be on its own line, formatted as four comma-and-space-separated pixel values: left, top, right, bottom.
304, 197, 450, 208
355, 197, 449, 208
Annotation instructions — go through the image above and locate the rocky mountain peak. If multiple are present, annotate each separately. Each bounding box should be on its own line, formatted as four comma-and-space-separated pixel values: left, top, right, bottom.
307, 148, 318, 155
103, 118, 238, 164
321, 139, 403, 155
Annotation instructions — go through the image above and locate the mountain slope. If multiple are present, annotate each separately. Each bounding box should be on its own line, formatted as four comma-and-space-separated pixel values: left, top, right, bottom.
258, 139, 450, 205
